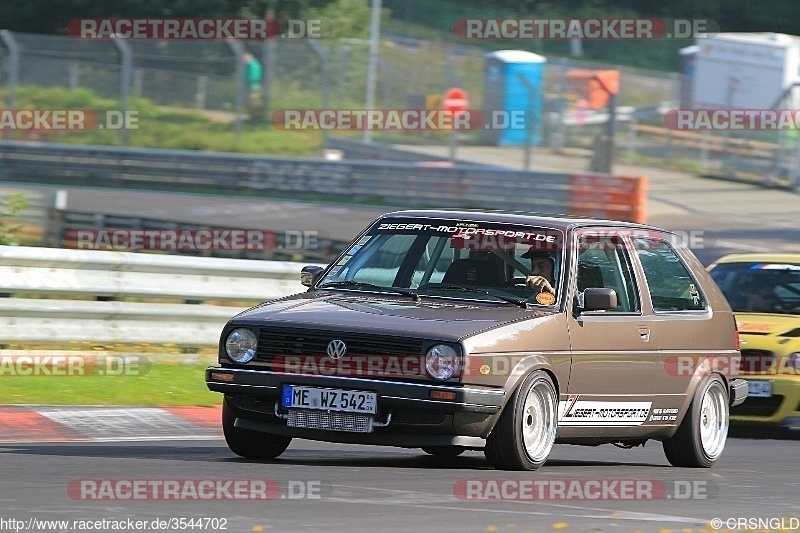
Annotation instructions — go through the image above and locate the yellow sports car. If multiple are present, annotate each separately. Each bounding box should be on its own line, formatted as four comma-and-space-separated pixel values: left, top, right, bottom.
708, 254, 800, 429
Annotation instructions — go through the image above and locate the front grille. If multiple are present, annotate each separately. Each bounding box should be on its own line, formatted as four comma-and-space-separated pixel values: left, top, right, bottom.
732, 396, 784, 417
287, 409, 374, 433
256, 327, 424, 362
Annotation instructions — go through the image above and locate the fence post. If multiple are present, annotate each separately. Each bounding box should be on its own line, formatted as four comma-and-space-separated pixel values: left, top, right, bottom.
195, 75, 208, 109
132, 68, 143, 98
337, 42, 349, 108
110, 36, 132, 145
363, 0, 382, 143
262, 9, 276, 118
308, 40, 330, 143
44, 189, 68, 247
225, 39, 245, 143
68, 62, 80, 92
551, 59, 567, 152
627, 116, 637, 163
0, 30, 19, 109
516, 72, 536, 171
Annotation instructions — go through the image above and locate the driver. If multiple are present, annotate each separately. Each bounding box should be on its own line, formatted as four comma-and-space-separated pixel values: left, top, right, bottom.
521, 249, 556, 295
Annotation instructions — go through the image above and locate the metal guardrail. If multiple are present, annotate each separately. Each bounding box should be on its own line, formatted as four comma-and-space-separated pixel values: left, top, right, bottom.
0, 246, 317, 345
0, 185, 351, 261
0, 140, 573, 213
325, 137, 460, 164
53, 210, 346, 262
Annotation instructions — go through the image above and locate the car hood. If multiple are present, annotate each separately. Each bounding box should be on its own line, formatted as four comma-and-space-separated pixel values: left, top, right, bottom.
233, 291, 554, 342
735, 312, 800, 338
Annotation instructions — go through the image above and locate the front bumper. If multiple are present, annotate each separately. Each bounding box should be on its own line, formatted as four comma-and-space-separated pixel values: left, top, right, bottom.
731, 375, 800, 428
206, 367, 505, 441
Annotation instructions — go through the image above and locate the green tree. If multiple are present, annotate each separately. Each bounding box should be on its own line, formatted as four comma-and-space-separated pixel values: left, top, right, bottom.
304, 0, 374, 40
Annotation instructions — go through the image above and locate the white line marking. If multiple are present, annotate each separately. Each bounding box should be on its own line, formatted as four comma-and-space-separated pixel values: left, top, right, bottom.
714, 240, 781, 253
325, 496, 705, 525
329, 484, 705, 524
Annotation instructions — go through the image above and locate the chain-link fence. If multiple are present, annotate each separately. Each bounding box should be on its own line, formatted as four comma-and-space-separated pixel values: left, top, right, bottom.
1, 28, 797, 186
0, 29, 678, 119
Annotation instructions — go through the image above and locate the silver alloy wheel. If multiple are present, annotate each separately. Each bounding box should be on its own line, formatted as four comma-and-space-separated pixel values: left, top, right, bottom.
521, 377, 558, 463
699, 379, 728, 460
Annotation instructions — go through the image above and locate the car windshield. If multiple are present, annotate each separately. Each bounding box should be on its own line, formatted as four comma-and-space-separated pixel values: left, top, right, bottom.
709, 261, 800, 314
317, 217, 564, 306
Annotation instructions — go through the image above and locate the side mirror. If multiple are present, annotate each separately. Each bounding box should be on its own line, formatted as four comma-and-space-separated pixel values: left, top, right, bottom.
301, 266, 325, 287
582, 287, 618, 312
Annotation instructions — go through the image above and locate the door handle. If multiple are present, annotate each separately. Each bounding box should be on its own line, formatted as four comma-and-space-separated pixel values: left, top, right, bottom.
637, 325, 651, 342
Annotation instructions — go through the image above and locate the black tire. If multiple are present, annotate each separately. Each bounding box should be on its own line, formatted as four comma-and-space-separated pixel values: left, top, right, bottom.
222, 398, 292, 459
663, 375, 729, 468
484, 371, 558, 471
421, 446, 465, 457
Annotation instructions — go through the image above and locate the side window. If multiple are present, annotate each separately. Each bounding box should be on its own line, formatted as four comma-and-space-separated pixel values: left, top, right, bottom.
576, 234, 640, 312
635, 238, 706, 312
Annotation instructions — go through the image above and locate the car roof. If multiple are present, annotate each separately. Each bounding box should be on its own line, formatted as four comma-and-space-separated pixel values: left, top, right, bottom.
380, 209, 665, 232
712, 253, 800, 265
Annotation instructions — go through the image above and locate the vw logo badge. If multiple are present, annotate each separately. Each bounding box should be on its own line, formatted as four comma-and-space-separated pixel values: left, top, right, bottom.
327, 339, 347, 360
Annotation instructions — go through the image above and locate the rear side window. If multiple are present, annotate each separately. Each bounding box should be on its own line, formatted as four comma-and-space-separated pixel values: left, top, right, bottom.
634, 238, 706, 312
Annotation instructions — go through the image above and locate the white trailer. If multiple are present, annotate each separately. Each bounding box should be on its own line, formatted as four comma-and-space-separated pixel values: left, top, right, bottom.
693, 32, 800, 109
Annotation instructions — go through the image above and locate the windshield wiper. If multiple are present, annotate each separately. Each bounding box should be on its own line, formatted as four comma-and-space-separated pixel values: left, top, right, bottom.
428, 284, 529, 308
317, 280, 420, 301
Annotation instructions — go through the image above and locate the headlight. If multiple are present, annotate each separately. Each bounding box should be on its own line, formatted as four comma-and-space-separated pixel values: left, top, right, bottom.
225, 328, 257, 363
425, 344, 459, 380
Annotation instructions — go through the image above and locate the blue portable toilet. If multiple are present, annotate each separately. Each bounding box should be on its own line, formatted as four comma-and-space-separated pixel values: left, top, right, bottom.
483, 50, 547, 146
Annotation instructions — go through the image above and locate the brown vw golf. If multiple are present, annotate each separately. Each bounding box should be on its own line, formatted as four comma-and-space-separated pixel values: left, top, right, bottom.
206, 210, 747, 470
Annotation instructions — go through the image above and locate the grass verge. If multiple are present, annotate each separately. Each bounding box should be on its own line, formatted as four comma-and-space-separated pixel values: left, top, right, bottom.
0, 86, 325, 156
0, 360, 221, 407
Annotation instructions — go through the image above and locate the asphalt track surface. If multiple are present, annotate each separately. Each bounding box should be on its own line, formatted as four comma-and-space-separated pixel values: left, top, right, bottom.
0, 435, 798, 532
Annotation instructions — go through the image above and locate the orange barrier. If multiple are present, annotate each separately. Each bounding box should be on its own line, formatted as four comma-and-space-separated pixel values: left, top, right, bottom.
564, 69, 620, 109
569, 173, 648, 224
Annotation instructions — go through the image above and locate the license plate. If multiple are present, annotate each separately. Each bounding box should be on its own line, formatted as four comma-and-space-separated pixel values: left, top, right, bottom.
747, 380, 772, 398
282, 385, 377, 414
